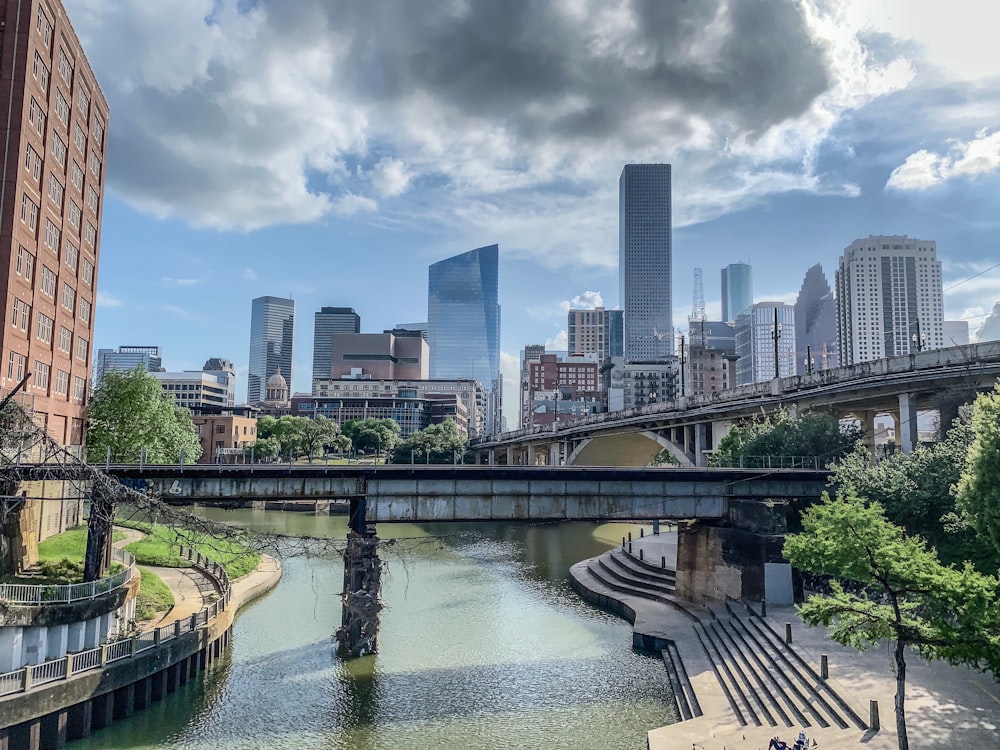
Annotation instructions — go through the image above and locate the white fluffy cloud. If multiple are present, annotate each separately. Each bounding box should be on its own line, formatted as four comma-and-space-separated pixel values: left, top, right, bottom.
370, 158, 413, 198
332, 193, 378, 217
887, 130, 1000, 191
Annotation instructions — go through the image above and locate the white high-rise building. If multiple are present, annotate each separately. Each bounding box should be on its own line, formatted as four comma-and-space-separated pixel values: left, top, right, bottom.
734, 303, 796, 385
835, 236, 944, 365
619, 164, 672, 361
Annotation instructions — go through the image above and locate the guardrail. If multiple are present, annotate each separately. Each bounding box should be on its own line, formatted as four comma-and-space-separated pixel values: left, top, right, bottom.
0, 547, 136, 605
0, 547, 233, 697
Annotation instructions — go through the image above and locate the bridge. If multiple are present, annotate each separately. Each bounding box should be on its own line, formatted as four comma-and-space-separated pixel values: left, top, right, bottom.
472, 341, 1000, 467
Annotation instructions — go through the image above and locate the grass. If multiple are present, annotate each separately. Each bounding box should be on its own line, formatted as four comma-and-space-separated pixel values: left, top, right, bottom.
134, 568, 174, 621
0, 526, 128, 584
121, 521, 260, 579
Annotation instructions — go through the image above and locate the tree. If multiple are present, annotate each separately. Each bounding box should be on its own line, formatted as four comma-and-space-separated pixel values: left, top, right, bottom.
955, 384, 1000, 559
343, 418, 401, 458
86, 366, 202, 464
299, 416, 347, 460
785, 493, 1000, 750
711, 409, 862, 468
256, 415, 305, 459
391, 419, 468, 464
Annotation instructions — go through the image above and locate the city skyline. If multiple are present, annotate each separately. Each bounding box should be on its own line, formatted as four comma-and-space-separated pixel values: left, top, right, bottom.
72, 1, 1000, 426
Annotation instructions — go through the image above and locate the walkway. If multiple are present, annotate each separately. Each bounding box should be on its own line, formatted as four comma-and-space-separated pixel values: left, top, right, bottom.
570, 530, 1000, 750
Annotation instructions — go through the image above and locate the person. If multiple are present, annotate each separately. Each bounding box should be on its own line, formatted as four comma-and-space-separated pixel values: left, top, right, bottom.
768, 739, 789, 750
792, 730, 810, 749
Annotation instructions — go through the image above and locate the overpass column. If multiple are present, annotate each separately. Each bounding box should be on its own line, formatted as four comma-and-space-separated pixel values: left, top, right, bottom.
488, 449, 495, 466
858, 410, 877, 459
898, 393, 919, 453
527, 444, 535, 465
694, 424, 707, 468
506, 447, 513, 466
549, 444, 560, 466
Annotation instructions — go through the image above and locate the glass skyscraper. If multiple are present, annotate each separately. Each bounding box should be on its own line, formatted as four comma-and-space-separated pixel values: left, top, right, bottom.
312, 306, 361, 394
248, 296, 295, 403
619, 164, 672, 361
721, 262, 753, 323
428, 245, 501, 432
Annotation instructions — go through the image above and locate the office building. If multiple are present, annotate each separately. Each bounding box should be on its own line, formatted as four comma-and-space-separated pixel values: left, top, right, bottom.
518, 345, 547, 428
202, 357, 236, 406
943, 320, 970, 347
735, 303, 796, 384
248, 296, 295, 403
835, 236, 944, 365
524, 353, 601, 427
395, 321, 428, 340
94, 346, 163, 386
189, 406, 258, 464
619, 164, 672, 360
685, 321, 736, 397
567, 307, 624, 361
0, 0, 108, 448
721, 263, 753, 323
155, 368, 234, 410
794, 264, 838, 373
312, 307, 361, 394
427, 244, 500, 432
329, 331, 429, 380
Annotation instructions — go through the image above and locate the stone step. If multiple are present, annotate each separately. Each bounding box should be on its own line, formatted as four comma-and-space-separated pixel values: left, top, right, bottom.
693, 620, 760, 727
600, 554, 675, 595
610, 548, 676, 584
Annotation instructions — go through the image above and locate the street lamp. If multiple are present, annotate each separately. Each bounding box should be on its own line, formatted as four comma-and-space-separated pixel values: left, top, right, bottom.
771, 307, 782, 379
678, 333, 686, 398
804, 344, 815, 375
911, 319, 925, 353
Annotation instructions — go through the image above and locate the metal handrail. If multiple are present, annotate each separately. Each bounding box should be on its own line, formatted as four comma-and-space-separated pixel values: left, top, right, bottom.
0, 547, 136, 605
0, 546, 236, 697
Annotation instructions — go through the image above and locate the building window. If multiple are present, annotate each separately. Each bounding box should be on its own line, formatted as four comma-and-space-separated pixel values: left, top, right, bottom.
75, 336, 88, 361
16, 246, 34, 282
61, 283, 75, 311
24, 144, 40, 180
84, 222, 96, 246
52, 133, 67, 166
64, 240, 79, 270
73, 376, 86, 400
33, 51, 50, 91
71, 161, 84, 190
28, 97, 45, 137
55, 369, 69, 395
68, 201, 81, 230
44, 219, 60, 250
47, 174, 64, 209
54, 89, 69, 125
35, 312, 53, 344
73, 123, 86, 152
93, 117, 105, 147
58, 325, 71, 353
11, 298, 29, 331
7, 352, 26, 381
40, 265, 55, 296
36, 7, 52, 47
86, 186, 99, 213
21, 195, 39, 230
33, 361, 50, 390
81, 258, 94, 286
59, 49, 74, 86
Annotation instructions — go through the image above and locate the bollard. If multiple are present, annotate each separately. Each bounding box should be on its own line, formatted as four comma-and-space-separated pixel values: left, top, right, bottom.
622, 537, 626, 548
653, 519, 660, 536
628, 542, 632, 554
628, 532, 632, 542
761, 598, 767, 618
870, 699, 880, 731
661, 556, 666, 569
639, 549, 644, 561
785, 622, 793, 644
821, 654, 829, 680
640, 528, 644, 538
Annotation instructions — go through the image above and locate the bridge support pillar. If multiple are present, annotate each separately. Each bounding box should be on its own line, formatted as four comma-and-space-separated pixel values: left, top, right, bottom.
549, 444, 560, 466
506, 447, 513, 466
674, 499, 791, 605
898, 393, 919, 454
335, 499, 383, 658
527, 445, 535, 466
488, 449, 495, 466
694, 424, 707, 468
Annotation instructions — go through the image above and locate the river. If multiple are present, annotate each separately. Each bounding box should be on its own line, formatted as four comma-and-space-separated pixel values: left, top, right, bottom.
71, 509, 677, 749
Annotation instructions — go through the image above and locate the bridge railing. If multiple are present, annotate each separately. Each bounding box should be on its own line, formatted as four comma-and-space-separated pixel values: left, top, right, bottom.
0, 547, 136, 605
708, 455, 823, 470
0, 547, 233, 697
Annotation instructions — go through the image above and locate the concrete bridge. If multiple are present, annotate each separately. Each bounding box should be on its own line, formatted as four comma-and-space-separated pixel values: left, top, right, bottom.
472, 341, 1000, 467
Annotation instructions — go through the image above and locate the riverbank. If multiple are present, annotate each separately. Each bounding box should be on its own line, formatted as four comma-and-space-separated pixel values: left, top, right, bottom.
569, 533, 1000, 750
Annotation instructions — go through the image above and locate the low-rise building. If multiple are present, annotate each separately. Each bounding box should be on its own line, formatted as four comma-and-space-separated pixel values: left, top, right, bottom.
189, 406, 259, 463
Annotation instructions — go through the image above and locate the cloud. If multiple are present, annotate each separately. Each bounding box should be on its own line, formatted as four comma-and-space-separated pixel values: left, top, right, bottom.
546, 330, 568, 350
886, 129, 1000, 190
558, 291, 604, 313
65, 0, 919, 263
242, 268, 258, 281
96, 291, 123, 307
499, 350, 521, 427
162, 276, 200, 286
977, 301, 1000, 343
332, 193, 378, 217
370, 158, 413, 198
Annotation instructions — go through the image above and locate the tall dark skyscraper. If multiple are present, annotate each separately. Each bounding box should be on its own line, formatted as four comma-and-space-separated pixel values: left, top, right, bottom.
312, 306, 361, 394
619, 164, 672, 361
794, 264, 838, 372
248, 296, 295, 403
428, 244, 501, 432
721, 262, 753, 323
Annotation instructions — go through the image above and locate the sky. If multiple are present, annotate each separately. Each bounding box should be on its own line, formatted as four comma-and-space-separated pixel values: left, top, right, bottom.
67, 0, 1000, 425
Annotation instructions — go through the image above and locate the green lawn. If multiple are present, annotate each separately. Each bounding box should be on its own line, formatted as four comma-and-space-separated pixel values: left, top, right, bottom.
121, 521, 260, 579
134, 568, 174, 621
36, 526, 126, 563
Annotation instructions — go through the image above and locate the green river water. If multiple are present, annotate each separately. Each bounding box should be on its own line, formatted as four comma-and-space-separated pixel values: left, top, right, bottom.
71, 509, 677, 749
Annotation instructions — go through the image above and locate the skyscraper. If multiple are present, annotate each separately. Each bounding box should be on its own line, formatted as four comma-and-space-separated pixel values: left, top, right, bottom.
721, 262, 753, 323
94, 346, 163, 386
735, 303, 796, 385
835, 236, 944, 366
248, 296, 295, 403
428, 244, 500, 432
0, 0, 109, 447
619, 164, 672, 360
312, 306, 360, 394
794, 264, 838, 372
567, 307, 623, 361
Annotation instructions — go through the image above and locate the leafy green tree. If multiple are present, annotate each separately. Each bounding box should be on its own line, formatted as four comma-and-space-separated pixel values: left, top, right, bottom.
711, 409, 862, 468
391, 419, 468, 464
86, 366, 202, 464
299, 416, 347, 460
785, 493, 1000, 750
956, 384, 1000, 559
343, 418, 400, 457
256, 415, 305, 459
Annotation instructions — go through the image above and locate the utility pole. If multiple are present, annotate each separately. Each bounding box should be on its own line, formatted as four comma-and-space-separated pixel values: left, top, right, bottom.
772, 307, 782, 379
805, 344, 814, 375
678, 333, 686, 398
912, 318, 923, 352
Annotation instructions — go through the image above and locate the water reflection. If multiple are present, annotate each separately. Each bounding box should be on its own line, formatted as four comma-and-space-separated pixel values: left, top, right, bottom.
71, 511, 676, 750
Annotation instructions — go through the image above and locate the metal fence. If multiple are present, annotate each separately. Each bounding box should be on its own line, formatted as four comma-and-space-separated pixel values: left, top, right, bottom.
0, 547, 136, 605
0, 547, 233, 697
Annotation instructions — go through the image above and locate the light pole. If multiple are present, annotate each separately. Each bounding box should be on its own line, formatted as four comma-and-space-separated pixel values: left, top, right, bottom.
678, 333, 686, 398
804, 344, 814, 375
772, 307, 782, 379
912, 319, 924, 352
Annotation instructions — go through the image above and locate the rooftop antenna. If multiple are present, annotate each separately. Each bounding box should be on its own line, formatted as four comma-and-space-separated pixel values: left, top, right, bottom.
689, 267, 707, 346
